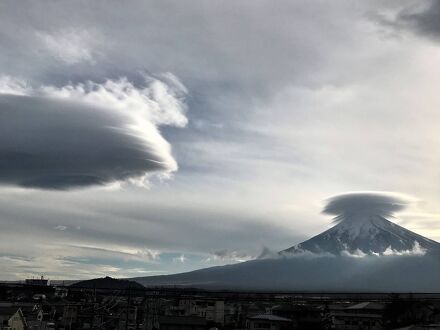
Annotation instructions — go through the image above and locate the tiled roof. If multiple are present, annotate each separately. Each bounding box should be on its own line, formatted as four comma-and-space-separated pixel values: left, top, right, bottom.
346, 302, 384, 310
249, 314, 292, 322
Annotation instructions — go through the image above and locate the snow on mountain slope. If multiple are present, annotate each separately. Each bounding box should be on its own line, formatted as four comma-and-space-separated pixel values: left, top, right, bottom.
283, 192, 440, 255
282, 214, 440, 256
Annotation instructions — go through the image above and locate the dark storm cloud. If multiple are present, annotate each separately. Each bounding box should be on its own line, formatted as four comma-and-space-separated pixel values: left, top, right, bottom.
389, 1, 440, 39
323, 191, 411, 219
0, 93, 181, 189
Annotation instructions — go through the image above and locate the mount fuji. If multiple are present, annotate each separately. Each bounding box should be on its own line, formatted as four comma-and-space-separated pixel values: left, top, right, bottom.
282, 214, 440, 256
134, 192, 440, 291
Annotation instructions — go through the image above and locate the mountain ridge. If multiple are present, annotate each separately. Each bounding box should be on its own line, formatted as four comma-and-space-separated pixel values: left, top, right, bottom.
282, 215, 440, 256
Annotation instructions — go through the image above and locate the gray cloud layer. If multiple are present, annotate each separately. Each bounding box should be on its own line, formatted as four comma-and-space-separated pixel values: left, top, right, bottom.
394, 0, 440, 39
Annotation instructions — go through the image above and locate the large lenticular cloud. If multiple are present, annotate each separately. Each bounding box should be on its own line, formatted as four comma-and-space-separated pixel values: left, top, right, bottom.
323, 191, 412, 222
0, 74, 187, 190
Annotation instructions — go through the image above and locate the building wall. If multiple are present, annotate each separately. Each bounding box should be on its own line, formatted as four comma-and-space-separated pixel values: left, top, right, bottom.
247, 320, 290, 330
160, 325, 205, 330
333, 316, 382, 330
7, 310, 26, 330
178, 299, 225, 325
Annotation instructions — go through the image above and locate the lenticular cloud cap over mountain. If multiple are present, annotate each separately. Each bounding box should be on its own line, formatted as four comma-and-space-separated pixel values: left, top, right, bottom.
323, 191, 412, 222
283, 191, 440, 256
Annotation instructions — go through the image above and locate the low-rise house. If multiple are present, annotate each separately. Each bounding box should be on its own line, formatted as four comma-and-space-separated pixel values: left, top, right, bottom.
272, 303, 326, 329
332, 302, 385, 330
0, 303, 40, 330
0, 308, 27, 330
61, 304, 79, 328
224, 302, 244, 328
25, 277, 49, 287
246, 314, 292, 330
26, 320, 55, 330
178, 299, 225, 325
158, 315, 207, 330
394, 325, 440, 329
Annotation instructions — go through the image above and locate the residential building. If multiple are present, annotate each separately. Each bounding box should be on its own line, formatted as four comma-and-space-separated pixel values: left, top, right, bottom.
246, 314, 292, 330
332, 302, 384, 330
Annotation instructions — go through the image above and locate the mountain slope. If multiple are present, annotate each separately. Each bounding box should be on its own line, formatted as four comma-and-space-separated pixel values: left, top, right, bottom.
134, 215, 440, 291
282, 215, 440, 256
134, 252, 440, 291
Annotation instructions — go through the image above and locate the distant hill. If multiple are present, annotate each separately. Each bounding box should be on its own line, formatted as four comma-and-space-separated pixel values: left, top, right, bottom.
71, 276, 145, 290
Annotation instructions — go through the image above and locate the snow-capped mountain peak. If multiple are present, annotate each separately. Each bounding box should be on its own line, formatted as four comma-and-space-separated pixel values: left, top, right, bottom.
282, 192, 440, 256
282, 214, 440, 256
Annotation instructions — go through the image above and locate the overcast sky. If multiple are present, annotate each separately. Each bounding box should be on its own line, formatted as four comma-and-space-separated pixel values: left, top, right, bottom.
1, 0, 440, 280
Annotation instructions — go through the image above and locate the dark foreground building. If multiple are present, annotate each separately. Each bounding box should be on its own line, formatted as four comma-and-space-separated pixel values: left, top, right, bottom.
2, 281, 440, 329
